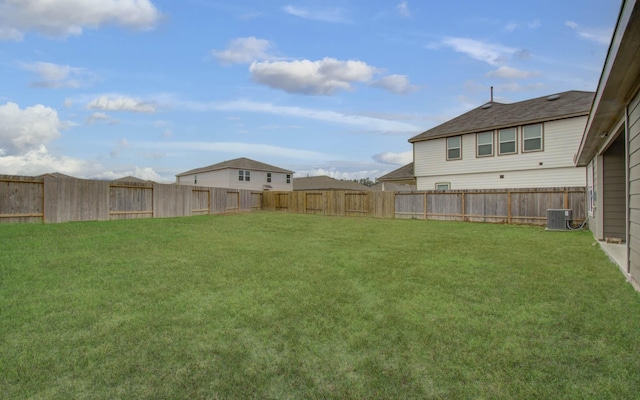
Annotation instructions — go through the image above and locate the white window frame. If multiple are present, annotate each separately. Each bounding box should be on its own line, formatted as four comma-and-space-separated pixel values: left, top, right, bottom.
267, 172, 272, 183
476, 131, 493, 157
498, 128, 517, 155
447, 136, 462, 160
239, 170, 250, 182
522, 124, 543, 152
286, 174, 291, 184
435, 182, 450, 190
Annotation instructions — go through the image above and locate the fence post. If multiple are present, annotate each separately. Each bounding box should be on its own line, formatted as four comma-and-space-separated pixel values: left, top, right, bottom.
563, 189, 569, 209
461, 192, 465, 222
423, 192, 428, 220
507, 190, 512, 224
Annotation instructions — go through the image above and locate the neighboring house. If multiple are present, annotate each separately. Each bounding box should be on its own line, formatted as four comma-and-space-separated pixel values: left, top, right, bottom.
38, 172, 75, 179
176, 157, 293, 191
575, 0, 640, 289
408, 91, 594, 190
293, 176, 371, 191
375, 163, 417, 191
112, 176, 154, 184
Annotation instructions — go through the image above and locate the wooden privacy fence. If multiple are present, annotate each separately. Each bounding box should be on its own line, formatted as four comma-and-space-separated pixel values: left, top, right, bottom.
262, 187, 586, 226
0, 175, 262, 224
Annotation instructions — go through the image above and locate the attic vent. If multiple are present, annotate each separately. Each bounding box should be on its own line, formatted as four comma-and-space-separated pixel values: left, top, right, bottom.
481, 103, 492, 109
547, 94, 561, 101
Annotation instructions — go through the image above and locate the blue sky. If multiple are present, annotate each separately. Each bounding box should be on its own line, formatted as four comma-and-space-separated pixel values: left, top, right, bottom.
0, 0, 620, 182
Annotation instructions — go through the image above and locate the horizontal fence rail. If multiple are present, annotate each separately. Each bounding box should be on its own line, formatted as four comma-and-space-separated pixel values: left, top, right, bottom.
262, 188, 586, 226
0, 175, 261, 224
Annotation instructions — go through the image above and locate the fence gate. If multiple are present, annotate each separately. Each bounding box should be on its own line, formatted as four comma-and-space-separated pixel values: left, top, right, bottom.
305, 192, 324, 214
276, 192, 289, 211
345, 192, 368, 217
226, 191, 240, 213
191, 189, 210, 215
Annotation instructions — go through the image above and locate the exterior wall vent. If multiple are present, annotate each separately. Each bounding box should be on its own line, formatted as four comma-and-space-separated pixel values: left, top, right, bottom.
546, 209, 572, 231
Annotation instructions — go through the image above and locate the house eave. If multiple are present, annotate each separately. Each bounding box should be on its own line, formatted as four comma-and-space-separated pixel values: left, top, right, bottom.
576, 0, 640, 166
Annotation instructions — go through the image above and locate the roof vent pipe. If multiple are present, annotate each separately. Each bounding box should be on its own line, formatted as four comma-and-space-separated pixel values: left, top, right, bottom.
490, 86, 493, 102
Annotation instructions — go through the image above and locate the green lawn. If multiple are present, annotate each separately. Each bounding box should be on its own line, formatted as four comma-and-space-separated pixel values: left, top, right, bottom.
2, 212, 639, 399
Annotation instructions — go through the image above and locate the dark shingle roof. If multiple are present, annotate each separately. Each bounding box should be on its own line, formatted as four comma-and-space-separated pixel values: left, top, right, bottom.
409, 90, 595, 143
37, 172, 75, 179
112, 176, 154, 183
176, 157, 293, 177
293, 176, 371, 191
376, 163, 414, 182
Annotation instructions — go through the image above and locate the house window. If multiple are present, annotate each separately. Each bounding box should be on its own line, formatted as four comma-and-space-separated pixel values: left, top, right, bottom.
286, 174, 291, 184
267, 173, 272, 183
476, 131, 493, 157
447, 136, 461, 160
194, 174, 197, 184
523, 124, 543, 152
435, 182, 450, 190
499, 128, 517, 155
239, 170, 250, 182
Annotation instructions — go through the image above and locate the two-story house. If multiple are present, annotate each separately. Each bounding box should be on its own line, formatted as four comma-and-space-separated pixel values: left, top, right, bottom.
176, 157, 293, 191
408, 91, 594, 191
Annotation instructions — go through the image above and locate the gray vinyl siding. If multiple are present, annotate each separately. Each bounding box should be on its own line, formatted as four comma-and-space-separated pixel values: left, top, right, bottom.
628, 88, 640, 280
603, 137, 626, 240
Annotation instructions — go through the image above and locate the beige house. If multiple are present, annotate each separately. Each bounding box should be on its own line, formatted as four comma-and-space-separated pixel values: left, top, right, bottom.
409, 91, 594, 191
176, 157, 293, 191
575, 0, 640, 290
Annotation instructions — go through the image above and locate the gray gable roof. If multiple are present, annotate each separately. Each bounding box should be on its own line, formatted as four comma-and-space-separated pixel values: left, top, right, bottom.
409, 90, 595, 143
176, 157, 293, 177
293, 176, 371, 191
376, 163, 414, 182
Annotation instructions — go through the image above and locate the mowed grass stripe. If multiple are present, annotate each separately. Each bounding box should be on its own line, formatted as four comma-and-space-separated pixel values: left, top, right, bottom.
1, 212, 639, 399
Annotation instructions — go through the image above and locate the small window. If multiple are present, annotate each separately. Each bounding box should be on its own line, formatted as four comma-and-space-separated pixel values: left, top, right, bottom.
447, 136, 461, 160
523, 124, 543, 152
476, 131, 493, 157
267, 172, 272, 183
194, 174, 198, 184
245, 171, 250, 182
238, 171, 244, 181
499, 128, 517, 155
435, 182, 450, 190
286, 174, 291, 184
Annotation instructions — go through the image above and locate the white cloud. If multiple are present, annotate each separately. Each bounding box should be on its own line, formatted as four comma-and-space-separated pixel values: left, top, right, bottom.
371, 75, 418, 94
87, 95, 156, 113
0, 145, 88, 176
86, 111, 117, 125
212, 36, 274, 65
0, 0, 161, 40
0, 102, 62, 154
372, 151, 413, 165
441, 37, 517, 66
199, 99, 420, 134
142, 141, 333, 161
294, 167, 382, 181
397, 1, 410, 17
485, 66, 541, 79
282, 5, 348, 23
565, 20, 612, 45
21, 61, 92, 88
249, 57, 380, 95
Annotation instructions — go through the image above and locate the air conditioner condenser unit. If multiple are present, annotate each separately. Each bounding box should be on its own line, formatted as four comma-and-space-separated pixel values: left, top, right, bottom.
546, 209, 572, 231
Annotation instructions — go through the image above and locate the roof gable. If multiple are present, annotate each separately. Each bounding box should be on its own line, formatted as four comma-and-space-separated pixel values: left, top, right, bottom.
176, 157, 293, 177
377, 163, 414, 182
409, 90, 594, 143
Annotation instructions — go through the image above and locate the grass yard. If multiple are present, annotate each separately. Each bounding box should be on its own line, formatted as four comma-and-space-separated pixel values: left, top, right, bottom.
2, 212, 640, 399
